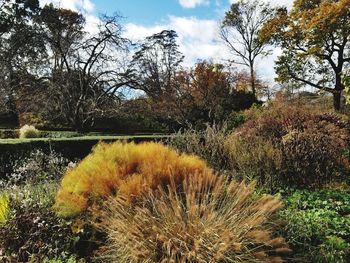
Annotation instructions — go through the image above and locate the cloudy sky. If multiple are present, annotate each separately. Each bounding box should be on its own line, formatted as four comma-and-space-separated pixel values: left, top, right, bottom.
39, 0, 294, 82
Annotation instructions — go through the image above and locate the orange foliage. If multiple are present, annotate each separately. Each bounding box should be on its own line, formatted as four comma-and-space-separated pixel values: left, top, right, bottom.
54, 141, 213, 217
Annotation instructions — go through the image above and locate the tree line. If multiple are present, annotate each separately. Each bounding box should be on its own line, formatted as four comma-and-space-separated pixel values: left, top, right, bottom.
0, 0, 349, 131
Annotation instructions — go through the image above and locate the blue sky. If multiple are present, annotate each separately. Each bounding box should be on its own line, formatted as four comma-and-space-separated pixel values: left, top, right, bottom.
40, 0, 294, 82
94, 0, 229, 25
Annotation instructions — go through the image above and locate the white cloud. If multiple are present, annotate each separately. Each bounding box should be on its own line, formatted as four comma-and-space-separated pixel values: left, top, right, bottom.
39, 0, 95, 13
229, 0, 293, 10
124, 24, 165, 42
178, 0, 209, 8
124, 14, 285, 83
124, 16, 224, 66
168, 16, 223, 65
85, 14, 100, 35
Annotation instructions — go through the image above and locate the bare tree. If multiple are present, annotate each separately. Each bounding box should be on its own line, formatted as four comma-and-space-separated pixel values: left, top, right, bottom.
129, 30, 184, 98
41, 12, 132, 131
221, 0, 273, 98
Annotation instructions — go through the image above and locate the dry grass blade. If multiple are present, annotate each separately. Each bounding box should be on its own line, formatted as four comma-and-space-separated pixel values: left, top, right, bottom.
97, 174, 290, 263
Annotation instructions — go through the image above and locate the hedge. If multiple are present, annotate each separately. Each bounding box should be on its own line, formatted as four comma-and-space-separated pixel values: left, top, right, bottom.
0, 129, 18, 139
0, 135, 168, 180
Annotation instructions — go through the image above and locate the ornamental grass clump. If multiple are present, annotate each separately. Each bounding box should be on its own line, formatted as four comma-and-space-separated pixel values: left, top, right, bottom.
19, 124, 40, 139
54, 142, 213, 217
0, 193, 9, 225
98, 175, 290, 263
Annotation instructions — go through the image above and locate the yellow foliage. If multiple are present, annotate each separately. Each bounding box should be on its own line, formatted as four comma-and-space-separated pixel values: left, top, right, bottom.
54, 141, 212, 217
0, 193, 10, 225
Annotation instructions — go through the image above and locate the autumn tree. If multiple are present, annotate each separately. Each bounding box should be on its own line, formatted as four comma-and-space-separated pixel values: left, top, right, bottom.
38, 4, 85, 72
150, 61, 256, 129
221, 0, 273, 98
261, 0, 350, 110
178, 62, 256, 127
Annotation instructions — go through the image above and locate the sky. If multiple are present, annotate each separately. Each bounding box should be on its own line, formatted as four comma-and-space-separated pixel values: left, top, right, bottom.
39, 0, 294, 82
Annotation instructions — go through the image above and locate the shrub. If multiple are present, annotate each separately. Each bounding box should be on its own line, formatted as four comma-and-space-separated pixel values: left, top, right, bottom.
0, 182, 78, 262
278, 189, 350, 263
226, 104, 349, 189
19, 124, 40, 139
0, 129, 18, 139
98, 175, 290, 263
225, 111, 246, 129
240, 103, 264, 121
54, 141, 213, 218
280, 122, 347, 187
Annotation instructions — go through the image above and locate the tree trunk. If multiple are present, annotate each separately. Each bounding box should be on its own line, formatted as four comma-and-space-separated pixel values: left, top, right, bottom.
334, 72, 344, 111
333, 92, 341, 111
250, 64, 256, 99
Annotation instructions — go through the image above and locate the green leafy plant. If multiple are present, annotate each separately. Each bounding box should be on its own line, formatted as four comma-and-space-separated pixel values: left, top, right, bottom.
279, 189, 350, 263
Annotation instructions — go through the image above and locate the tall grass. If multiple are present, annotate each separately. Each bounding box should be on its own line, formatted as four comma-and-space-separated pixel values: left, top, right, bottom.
166, 124, 231, 172
98, 174, 290, 263
0, 192, 9, 225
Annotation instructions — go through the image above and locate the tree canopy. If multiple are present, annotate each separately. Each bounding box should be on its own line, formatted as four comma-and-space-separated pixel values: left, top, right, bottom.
261, 0, 350, 110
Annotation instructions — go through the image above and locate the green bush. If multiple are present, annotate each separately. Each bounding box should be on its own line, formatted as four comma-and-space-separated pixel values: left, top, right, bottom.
225, 111, 246, 129
279, 189, 350, 263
